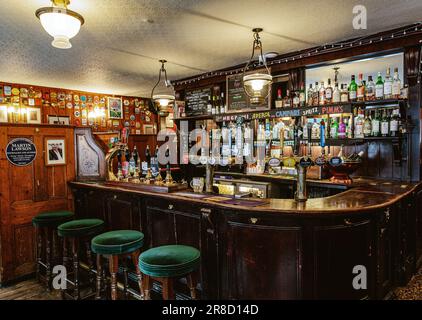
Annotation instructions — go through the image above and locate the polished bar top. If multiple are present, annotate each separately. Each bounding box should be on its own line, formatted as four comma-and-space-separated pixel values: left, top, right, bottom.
69, 179, 421, 215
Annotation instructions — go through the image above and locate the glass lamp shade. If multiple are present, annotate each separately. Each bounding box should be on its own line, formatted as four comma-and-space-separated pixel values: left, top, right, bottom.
36, 7, 84, 49
243, 73, 272, 104
152, 94, 175, 117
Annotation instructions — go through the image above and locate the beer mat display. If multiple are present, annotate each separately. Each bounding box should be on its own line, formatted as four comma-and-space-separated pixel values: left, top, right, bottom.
185, 87, 211, 116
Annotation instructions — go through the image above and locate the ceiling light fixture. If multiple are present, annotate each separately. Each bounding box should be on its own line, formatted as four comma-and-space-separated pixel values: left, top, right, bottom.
151, 60, 175, 117
36, 0, 84, 49
243, 28, 272, 104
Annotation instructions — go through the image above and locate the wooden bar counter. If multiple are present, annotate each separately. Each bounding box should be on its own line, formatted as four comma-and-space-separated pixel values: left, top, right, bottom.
69, 179, 422, 300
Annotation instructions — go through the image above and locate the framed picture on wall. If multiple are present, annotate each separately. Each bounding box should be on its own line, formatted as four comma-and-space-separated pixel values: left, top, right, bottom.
27, 107, 41, 124
48, 115, 70, 125
107, 97, 123, 119
45, 138, 66, 166
0, 105, 7, 123
143, 124, 154, 134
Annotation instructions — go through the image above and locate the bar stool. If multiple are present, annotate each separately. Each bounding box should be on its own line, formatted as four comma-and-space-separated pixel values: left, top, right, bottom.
57, 218, 105, 300
91, 230, 144, 300
138, 245, 200, 300
32, 210, 74, 291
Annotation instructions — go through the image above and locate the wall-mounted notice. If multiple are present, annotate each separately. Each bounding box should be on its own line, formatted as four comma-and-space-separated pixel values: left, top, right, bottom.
5, 138, 37, 166
185, 87, 212, 116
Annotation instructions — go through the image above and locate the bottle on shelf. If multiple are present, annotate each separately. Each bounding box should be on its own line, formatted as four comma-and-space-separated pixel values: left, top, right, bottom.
340, 84, 349, 103
371, 110, 381, 137
275, 88, 283, 108
363, 110, 372, 137
311, 118, 320, 139
207, 95, 212, 115
375, 72, 384, 100
211, 95, 217, 115
330, 117, 339, 139
332, 82, 341, 103
338, 116, 346, 139
325, 79, 333, 104
380, 109, 390, 137
384, 67, 393, 99
283, 90, 291, 108
313, 82, 320, 106
319, 81, 326, 105
292, 90, 300, 108
366, 76, 375, 101
349, 75, 358, 102
357, 73, 366, 102
346, 117, 353, 139
299, 83, 306, 107
354, 107, 364, 138
220, 92, 226, 114
307, 84, 314, 106
392, 68, 401, 99
390, 109, 400, 137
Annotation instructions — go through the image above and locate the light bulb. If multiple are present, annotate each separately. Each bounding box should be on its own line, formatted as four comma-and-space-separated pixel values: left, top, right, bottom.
158, 99, 170, 107
251, 80, 265, 91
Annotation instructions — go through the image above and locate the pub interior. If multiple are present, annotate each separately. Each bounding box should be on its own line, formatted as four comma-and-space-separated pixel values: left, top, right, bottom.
0, 0, 422, 302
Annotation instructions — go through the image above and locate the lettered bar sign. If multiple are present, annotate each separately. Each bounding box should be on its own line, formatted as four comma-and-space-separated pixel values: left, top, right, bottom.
5, 138, 37, 166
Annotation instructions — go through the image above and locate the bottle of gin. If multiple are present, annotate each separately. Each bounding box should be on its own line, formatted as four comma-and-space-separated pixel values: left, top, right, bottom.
313, 82, 320, 105
325, 79, 333, 104
307, 84, 314, 106
381, 109, 390, 137
354, 108, 364, 138
363, 110, 372, 137
338, 117, 346, 139
340, 84, 349, 103
330, 117, 339, 139
332, 83, 341, 103
390, 109, 400, 137
349, 75, 358, 101
384, 68, 393, 99
392, 68, 401, 99
375, 72, 384, 100
366, 76, 375, 101
371, 110, 381, 137
299, 83, 306, 107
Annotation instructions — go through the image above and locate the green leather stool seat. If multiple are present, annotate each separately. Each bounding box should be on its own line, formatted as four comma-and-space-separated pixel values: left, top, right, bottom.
91, 230, 144, 255
139, 245, 200, 278
58, 219, 104, 238
32, 210, 74, 227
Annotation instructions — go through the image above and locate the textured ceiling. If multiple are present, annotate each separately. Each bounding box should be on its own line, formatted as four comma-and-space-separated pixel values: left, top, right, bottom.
0, 0, 421, 97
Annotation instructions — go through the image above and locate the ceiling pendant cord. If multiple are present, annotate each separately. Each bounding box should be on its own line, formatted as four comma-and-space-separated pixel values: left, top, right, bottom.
150, 61, 165, 114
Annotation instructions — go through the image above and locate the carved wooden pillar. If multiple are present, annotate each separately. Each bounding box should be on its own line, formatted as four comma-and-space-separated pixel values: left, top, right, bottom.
404, 45, 422, 181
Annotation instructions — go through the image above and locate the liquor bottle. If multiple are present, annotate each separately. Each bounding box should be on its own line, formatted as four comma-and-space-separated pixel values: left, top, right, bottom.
325, 79, 333, 104
392, 68, 401, 99
215, 94, 220, 115
375, 72, 384, 100
340, 84, 349, 102
307, 84, 314, 106
319, 81, 326, 105
311, 118, 320, 139
275, 88, 283, 108
299, 83, 306, 107
332, 83, 341, 103
357, 73, 366, 102
313, 82, 320, 105
381, 109, 390, 137
292, 90, 300, 108
338, 117, 346, 139
354, 108, 364, 138
211, 95, 217, 115
129, 151, 136, 177
302, 118, 308, 140
366, 76, 375, 101
349, 75, 358, 101
384, 68, 393, 99
390, 109, 400, 137
132, 145, 139, 165
220, 92, 226, 114
207, 95, 212, 114
363, 110, 372, 137
283, 90, 291, 108
371, 110, 381, 137
346, 117, 353, 139
330, 117, 339, 139
145, 145, 151, 164
151, 145, 160, 176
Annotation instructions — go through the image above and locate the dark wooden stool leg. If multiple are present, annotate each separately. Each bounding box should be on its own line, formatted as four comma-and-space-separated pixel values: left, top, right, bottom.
131, 250, 143, 299
143, 275, 152, 300
122, 257, 129, 300
72, 238, 80, 300
36, 227, 42, 282
45, 227, 52, 292
61, 237, 68, 300
162, 278, 175, 300
187, 273, 198, 300
95, 254, 103, 300
109, 255, 119, 300
85, 240, 95, 290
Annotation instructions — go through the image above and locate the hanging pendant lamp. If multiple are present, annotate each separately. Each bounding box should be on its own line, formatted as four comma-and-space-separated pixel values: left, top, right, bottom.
151, 60, 175, 117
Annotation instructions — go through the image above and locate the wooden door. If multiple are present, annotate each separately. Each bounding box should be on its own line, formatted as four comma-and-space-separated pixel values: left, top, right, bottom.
0, 124, 75, 283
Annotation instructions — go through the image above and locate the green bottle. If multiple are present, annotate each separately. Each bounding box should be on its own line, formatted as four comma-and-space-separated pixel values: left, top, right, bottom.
375, 72, 384, 100
349, 75, 358, 101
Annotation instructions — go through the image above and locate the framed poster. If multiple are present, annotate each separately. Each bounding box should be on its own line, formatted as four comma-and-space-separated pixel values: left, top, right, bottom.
27, 107, 41, 124
48, 115, 70, 125
107, 97, 123, 119
45, 138, 66, 166
143, 124, 154, 134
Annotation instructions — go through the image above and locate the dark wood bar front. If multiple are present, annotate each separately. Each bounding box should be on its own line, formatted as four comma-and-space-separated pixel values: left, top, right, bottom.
69, 179, 422, 299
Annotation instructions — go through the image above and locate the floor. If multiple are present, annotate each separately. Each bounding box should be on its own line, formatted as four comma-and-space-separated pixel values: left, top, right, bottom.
0, 269, 421, 300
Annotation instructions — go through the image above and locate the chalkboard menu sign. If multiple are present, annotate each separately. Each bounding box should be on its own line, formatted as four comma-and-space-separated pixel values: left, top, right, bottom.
185, 88, 211, 116
226, 72, 271, 113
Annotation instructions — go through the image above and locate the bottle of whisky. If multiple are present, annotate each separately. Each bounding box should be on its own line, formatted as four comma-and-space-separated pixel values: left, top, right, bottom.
392, 68, 401, 99
357, 73, 366, 102
313, 82, 320, 105
340, 84, 349, 103
299, 83, 306, 107
307, 84, 314, 106
375, 72, 384, 100
349, 75, 358, 101
384, 68, 393, 99
366, 76, 375, 101
319, 82, 326, 105
325, 79, 333, 104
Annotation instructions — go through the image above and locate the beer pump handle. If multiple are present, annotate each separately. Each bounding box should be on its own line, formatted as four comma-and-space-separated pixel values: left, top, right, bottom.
307, 124, 312, 157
